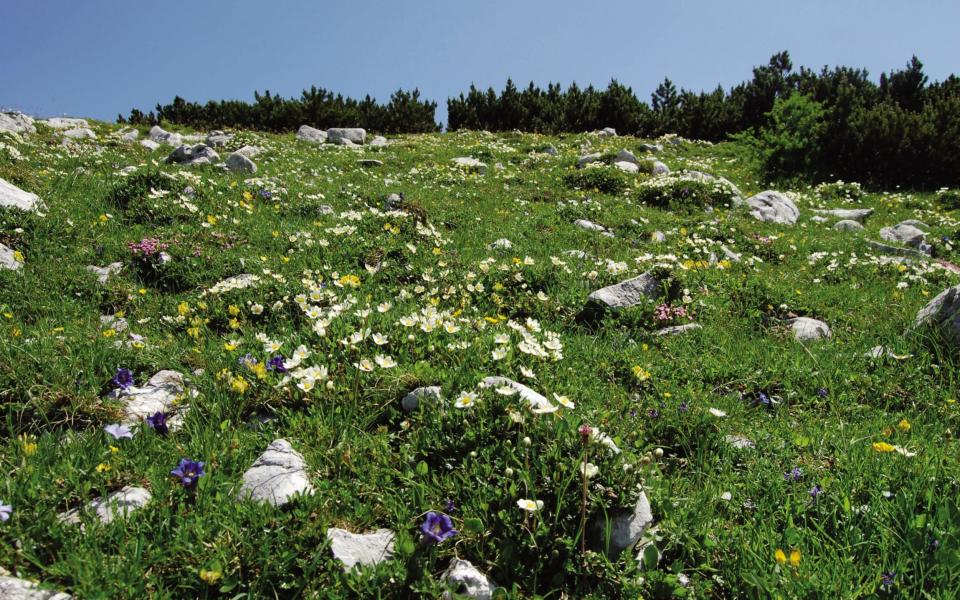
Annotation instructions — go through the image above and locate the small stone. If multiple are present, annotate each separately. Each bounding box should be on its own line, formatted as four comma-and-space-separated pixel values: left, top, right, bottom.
317, 204, 335, 216
140, 139, 160, 151
166, 144, 219, 166
58, 486, 151, 527
788, 317, 831, 341
327, 128, 366, 145
488, 238, 513, 251
586, 272, 667, 313
720, 245, 741, 262
479, 377, 551, 411
402, 386, 442, 412
725, 435, 755, 449
834, 219, 863, 231
592, 491, 654, 557
638, 143, 662, 153
597, 127, 617, 136
205, 130, 233, 147
86, 262, 123, 284
0, 111, 36, 134
62, 128, 96, 140
326, 528, 395, 571
441, 559, 495, 600
542, 145, 558, 156
296, 125, 327, 143
653, 323, 701, 336
369, 135, 389, 147
0, 576, 72, 599
810, 216, 829, 223
225, 152, 257, 173
574, 219, 611, 235
0, 178, 42, 212
0, 243, 24, 271
451, 157, 487, 174
239, 439, 313, 506
576, 153, 601, 168
114, 370, 188, 429
357, 159, 383, 167
234, 145, 262, 158
812, 208, 873, 222
745, 191, 799, 225
613, 160, 639, 173
650, 160, 670, 175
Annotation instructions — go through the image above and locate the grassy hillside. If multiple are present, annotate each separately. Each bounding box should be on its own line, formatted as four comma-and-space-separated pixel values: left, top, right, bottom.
1, 122, 958, 598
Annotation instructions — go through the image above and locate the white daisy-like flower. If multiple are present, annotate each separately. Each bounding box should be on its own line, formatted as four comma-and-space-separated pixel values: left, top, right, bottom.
399, 315, 417, 327
492, 347, 509, 361
495, 385, 517, 396
250, 304, 264, 315
553, 394, 575, 409
708, 408, 727, 418
520, 366, 537, 380
580, 463, 599, 478
377, 302, 392, 313
264, 340, 282, 353
494, 333, 510, 345
517, 498, 544, 512
354, 358, 374, 372
444, 322, 460, 334
375, 354, 397, 369
372, 333, 389, 345
531, 402, 558, 414
454, 391, 477, 408
297, 379, 315, 393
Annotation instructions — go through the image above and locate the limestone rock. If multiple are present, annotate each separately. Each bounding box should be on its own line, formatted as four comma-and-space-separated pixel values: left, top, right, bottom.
369, 135, 389, 147
0, 178, 41, 212
653, 323, 701, 336
651, 160, 670, 175
442, 559, 495, 600
834, 219, 863, 231
812, 208, 873, 223
586, 272, 667, 313
120, 129, 139, 141
44, 117, 88, 129
58, 486, 151, 526
615, 149, 638, 165
0, 243, 23, 270
574, 219, 613, 236
62, 128, 96, 140
479, 377, 551, 411
357, 159, 383, 167
86, 262, 123, 284
593, 491, 654, 557
638, 143, 662, 153
114, 370, 187, 429
597, 127, 617, 136
0, 112, 36, 134
788, 317, 831, 341
401, 386, 441, 412
234, 145, 262, 158
914, 284, 960, 347
488, 238, 513, 251
0, 576, 72, 599
745, 191, 799, 225
725, 435, 755, 449
225, 152, 257, 173
326, 528, 395, 571
542, 145, 558, 156
239, 439, 313, 506
327, 128, 366, 145
148, 125, 182, 146
576, 153, 601, 168
205, 130, 233, 147
165, 144, 219, 166
297, 125, 327, 143
140, 139, 160, 151
451, 157, 487, 174
613, 160, 639, 173
880, 223, 926, 248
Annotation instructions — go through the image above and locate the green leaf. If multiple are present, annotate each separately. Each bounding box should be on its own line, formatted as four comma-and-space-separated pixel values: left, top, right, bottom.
415, 460, 429, 476
464, 517, 484, 534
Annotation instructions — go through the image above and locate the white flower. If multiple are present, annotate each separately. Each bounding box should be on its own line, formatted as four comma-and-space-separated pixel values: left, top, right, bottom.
495, 385, 517, 396
531, 402, 558, 414
520, 366, 537, 380
580, 463, 599, 478
297, 379, 315, 393
454, 391, 477, 408
354, 358, 374, 372
553, 394, 575, 409
372, 333, 389, 346
377, 302, 392, 313
264, 340, 282, 353
250, 303, 264, 315
375, 354, 397, 369
494, 333, 511, 345
491, 347, 509, 361
708, 408, 727, 417
517, 498, 544, 512
444, 322, 461, 334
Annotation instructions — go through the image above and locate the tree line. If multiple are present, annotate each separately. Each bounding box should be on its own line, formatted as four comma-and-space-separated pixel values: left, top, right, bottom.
120, 52, 960, 187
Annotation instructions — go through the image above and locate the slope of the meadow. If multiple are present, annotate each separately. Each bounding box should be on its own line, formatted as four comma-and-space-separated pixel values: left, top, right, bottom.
0, 121, 958, 598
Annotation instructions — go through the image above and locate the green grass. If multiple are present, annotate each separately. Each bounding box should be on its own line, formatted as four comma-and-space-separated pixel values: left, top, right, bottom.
1, 123, 959, 598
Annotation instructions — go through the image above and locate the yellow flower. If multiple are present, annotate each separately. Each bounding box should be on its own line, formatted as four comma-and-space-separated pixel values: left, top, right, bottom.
897, 418, 911, 432
872, 442, 895, 453
177, 302, 191, 316
102, 329, 116, 338
138, 288, 147, 295
110, 445, 120, 454
632, 366, 651, 382
775, 549, 787, 564
224, 342, 238, 351
231, 377, 249, 395
228, 305, 240, 316
242, 191, 253, 200
206, 214, 218, 225
790, 549, 801, 567
19, 434, 37, 456
199, 569, 222, 584
337, 274, 361, 288
249, 362, 267, 380
96, 462, 111, 473
228, 318, 240, 330
13, 250, 24, 262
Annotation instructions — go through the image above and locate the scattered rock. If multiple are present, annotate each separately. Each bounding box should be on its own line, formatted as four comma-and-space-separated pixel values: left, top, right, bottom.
451, 157, 487, 174
812, 208, 873, 223
205, 130, 233, 147
206, 273, 260, 295
441, 559, 495, 600
597, 127, 617, 136
914, 284, 960, 346
574, 219, 613, 237
369, 135, 389, 147
317, 204, 335, 216
638, 143, 662, 153
615, 149, 638, 165
234, 145, 262, 158
120, 129, 139, 142
810, 215, 829, 223
62, 128, 96, 140
744, 191, 799, 225
479, 377, 552, 411
650, 230, 666, 243
725, 435, 755, 449
585, 272, 668, 313
613, 160, 639, 173
592, 491, 654, 557
358, 159, 383, 167
834, 219, 863, 231
864, 345, 912, 360
488, 238, 513, 251
880, 223, 926, 248
117, 166, 137, 176
788, 317, 831, 341
900, 219, 929, 229
165, 144, 219, 166
140, 139, 160, 151
0, 575, 72, 599
296, 125, 327, 144
86, 262, 123, 284
650, 160, 670, 175
653, 323, 701, 336
576, 153, 601, 168
401, 386, 442, 412
44, 117, 89, 129
0, 243, 23, 271
59, 486, 151, 527
326, 528, 395, 571
384, 193, 403, 211
148, 125, 182, 146
867, 240, 930, 259
720, 245, 741, 262
327, 128, 366, 145
0, 111, 36, 134
100, 314, 128, 333
225, 152, 257, 173
0, 178, 42, 212
239, 439, 313, 506
114, 370, 188, 429
542, 145, 558, 156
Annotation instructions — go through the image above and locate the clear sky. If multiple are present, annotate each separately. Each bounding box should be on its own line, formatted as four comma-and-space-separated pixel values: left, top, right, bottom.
2, 0, 958, 126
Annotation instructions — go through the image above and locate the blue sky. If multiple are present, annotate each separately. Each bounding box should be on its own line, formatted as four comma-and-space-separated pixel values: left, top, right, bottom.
2, 0, 958, 126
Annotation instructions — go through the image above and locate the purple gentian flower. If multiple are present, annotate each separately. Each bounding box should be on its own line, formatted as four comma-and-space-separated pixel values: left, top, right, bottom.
420, 511, 457, 543
647, 409, 660, 419
678, 401, 689, 413
817, 388, 829, 398
104, 423, 134, 440
759, 392, 770, 406
267, 356, 286, 372
259, 189, 272, 200
809, 484, 823, 500
0, 502, 11, 522
880, 571, 895, 591
445, 499, 456, 514
784, 467, 802, 482
171, 458, 205, 488
238, 354, 257, 367
113, 368, 134, 391
146, 412, 169, 435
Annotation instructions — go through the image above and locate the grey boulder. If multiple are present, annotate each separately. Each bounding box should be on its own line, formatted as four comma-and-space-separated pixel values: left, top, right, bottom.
586, 272, 667, 312
834, 219, 863, 231
745, 191, 799, 225
239, 439, 313, 506
114, 370, 188, 429
369, 135, 389, 147
914, 284, 960, 346
593, 491, 654, 557
225, 152, 257, 173
205, 130, 233, 147
613, 160, 639, 173
140, 139, 160, 151
44, 117, 88, 129
234, 145, 262, 158
327, 127, 366, 145
812, 208, 873, 223
442, 559, 495, 600
62, 128, 96, 140
59, 486, 151, 527
148, 125, 182, 146
326, 528, 395, 571
165, 144, 219, 166
296, 125, 327, 143
576, 153, 601, 168
0, 576, 72, 599
788, 317, 831, 341
651, 160, 670, 175
615, 149, 639, 165
86, 262, 123, 284
880, 223, 926, 248
401, 386, 442, 412
451, 157, 487, 174
0, 178, 42, 212
0, 112, 36, 134
0, 243, 23, 270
